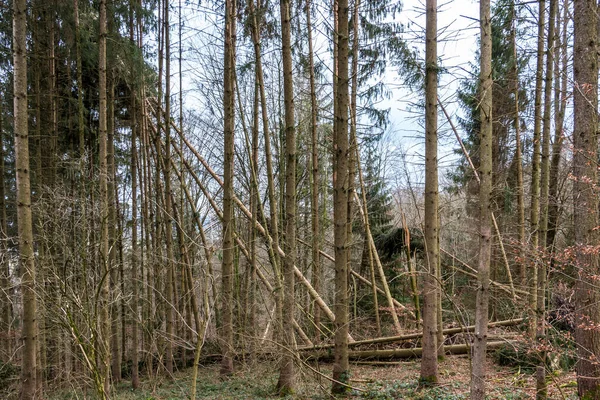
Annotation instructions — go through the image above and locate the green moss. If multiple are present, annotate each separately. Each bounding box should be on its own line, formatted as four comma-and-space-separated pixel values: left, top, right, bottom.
418, 375, 438, 387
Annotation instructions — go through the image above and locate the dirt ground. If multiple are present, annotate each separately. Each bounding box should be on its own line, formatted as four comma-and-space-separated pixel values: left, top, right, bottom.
40, 354, 578, 399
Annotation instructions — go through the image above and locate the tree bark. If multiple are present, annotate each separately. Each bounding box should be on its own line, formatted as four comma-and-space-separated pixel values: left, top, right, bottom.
331, 0, 350, 393
529, 0, 546, 332
14, 0, 38, 395
276, 0, 297, 393
220, 0, 236, 377
573, 0, 600, 396
305, 0, 321, 344
421, 0, 439, 383
98, 0, 111, 394
470, 0, 492, 396
162, 0, 175, 375
0, 94, 11, 363
536, 0, 556, 397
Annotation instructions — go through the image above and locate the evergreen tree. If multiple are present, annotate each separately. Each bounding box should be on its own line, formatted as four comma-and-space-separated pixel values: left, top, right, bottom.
450, 0, 530, 210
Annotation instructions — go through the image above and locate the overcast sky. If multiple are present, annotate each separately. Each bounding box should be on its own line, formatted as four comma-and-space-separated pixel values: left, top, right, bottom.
380, 0, 481, 189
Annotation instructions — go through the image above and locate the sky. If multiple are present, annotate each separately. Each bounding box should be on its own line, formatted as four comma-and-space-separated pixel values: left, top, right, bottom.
173, 0, 483, 192
380, 0, 481, 189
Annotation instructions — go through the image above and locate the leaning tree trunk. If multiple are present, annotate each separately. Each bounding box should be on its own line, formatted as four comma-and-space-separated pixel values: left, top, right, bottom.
331, 0, 350, 394
14, 0, 38, 396
421, 0, 439, 384
470, 0, 492, 396
573, 0, 600, 396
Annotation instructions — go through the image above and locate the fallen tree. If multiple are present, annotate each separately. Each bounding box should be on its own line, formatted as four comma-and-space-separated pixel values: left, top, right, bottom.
303, 340, 513, 361
297, 318, 524, 351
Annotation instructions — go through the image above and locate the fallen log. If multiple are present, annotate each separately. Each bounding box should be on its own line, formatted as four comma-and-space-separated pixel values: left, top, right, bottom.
304, 340, 513, 361
297, 318, 524, 351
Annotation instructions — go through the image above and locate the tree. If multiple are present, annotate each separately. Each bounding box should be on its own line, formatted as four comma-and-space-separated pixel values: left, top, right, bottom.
98, 0, 111, 395
220, 0, 236, 377
470, 0, 492, 397
276, 0, 297, 393
13, 0, 38, 395
572, 0, 600, 396
420, 0, 439, 384
331, 0, 350, 393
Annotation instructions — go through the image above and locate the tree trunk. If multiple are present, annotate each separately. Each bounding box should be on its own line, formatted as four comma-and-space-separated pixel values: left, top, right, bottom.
220, 0, 236, 377
421, 0, 439, 383
546, 0, 569, 250
98, 0, 111, 395
163, 0, 175, 375
510, 0, 526, 288
470, 0, 492, 396
276, 0, 296, 392
14, 0, 38, 395
331, 0, 350, 393
528, 0, 546, 332
306, 0, 321, 344
129, 0, 140, 389
536, 0, 556, 397
573, 0, 600, 396
0, 94, 11, 363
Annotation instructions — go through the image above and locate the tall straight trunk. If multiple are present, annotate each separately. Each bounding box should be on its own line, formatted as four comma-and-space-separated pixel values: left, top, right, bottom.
14, 0, 37, 394
421, 0, 439, 383
331, 0, 350, 393
74, 0, 85, 158
529, 0, 545, 327
249, 77, 259, 350
306, 0, 321, 343
573, 0, 600, 396
108, 79, 122, 385
511, 0, 526, 288
0, 94, 11, 362
98, 0, 111, 395
470, 0, 492, 396
346, 0, 359, 328
129, 0, 140, 389
546, 0, 568, 250
130, 96, 140, 389
163, 0, 175, 375
276, 0, 296, 392
220, 0, 236, 377
539, 0, 556, 249
536, 0, 556, 397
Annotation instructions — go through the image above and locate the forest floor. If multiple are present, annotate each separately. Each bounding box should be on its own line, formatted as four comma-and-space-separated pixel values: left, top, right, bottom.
46, 355, 578, 399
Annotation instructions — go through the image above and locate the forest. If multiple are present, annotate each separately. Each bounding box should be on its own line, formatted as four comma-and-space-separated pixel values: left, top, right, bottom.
0, 0, 599, 398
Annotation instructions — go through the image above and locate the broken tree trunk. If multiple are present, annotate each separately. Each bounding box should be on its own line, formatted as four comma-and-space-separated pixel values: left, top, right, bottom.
297, 318, 524, 351
304, 341, 513, 361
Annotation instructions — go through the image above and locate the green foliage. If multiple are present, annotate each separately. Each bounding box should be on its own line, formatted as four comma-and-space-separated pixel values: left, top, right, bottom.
448, 0, 530, 197
0, 362, 18, 391
492, 331, 576, 374
358, 380, 467, 400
